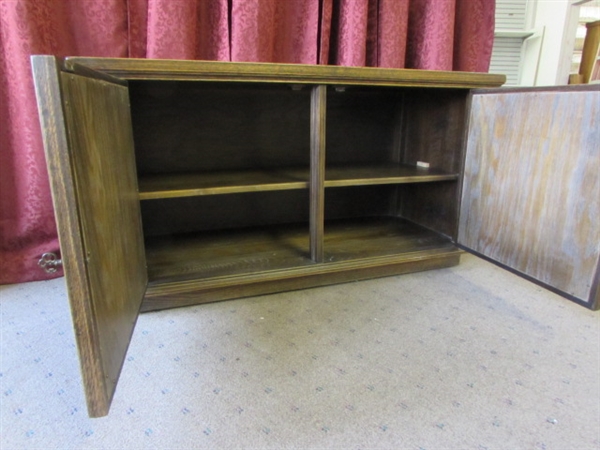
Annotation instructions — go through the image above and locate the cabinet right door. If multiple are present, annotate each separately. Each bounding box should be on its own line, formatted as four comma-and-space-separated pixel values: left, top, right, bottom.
458, 86, 600, 309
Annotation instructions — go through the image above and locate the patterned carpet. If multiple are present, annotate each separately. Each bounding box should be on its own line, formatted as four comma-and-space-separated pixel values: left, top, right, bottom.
1, 254, 599, 449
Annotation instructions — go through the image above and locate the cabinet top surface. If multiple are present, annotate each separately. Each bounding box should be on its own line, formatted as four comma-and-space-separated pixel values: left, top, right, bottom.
59, 57, 506, 89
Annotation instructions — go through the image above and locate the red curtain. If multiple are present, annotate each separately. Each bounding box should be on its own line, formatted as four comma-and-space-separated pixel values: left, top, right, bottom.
0, 0, 494, 285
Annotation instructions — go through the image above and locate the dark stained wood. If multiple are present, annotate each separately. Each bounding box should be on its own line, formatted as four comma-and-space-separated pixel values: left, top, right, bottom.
396, 89, 469, 239
138, 163, 456, 200
141, 218, 461, 312
67, 61, 128, 86
33, 56, 514, 417
138, 168, 309, 200
324, 217, 456, 261
142, 251, 461, 312
310, 85, 327, 262
326, 88, 400, 165
140, 190, 310, 237
459, 88, 600, 307
64, 57, 506, 88
324, 185, 398, 222
144, 217, 454, 285
31, 56, 113, 417
129, 82, 311, 175
60, 72, 148, 416
145, 224, 312, 283
325, 163, 458, 187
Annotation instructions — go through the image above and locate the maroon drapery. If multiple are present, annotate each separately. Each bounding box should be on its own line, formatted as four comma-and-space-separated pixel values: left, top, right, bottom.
0, 0, 495, 285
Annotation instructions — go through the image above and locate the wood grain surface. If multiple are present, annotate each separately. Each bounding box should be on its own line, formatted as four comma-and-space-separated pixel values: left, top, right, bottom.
60, 72, 148, 415
144, 216, 454, 284
32, 56, 114, 417
137, 164, 458, 200
310, 85, 327, 262
64, 57, 505, 88
142, 217, 461, 311
460, 88, 600, 307
129, 82, 311, 175
34, 57, 508, 416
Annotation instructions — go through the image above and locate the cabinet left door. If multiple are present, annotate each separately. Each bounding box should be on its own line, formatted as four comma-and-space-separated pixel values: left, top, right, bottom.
32, 56, 147, 417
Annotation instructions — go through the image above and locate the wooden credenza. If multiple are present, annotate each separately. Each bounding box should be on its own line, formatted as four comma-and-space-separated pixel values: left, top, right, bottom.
31, 57, 599, 417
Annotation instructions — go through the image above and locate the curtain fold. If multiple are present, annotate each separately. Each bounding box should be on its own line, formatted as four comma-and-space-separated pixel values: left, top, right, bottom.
0, 0, 495, 285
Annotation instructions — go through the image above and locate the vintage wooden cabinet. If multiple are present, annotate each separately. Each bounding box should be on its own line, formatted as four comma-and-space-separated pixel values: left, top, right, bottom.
31, 56, 599, 417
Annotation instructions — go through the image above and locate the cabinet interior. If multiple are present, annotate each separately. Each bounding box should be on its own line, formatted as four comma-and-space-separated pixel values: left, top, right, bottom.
128, 80, 468, 285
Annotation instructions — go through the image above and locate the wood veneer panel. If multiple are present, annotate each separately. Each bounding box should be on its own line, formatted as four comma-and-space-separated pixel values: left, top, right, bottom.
129, 82, 310, 175
65, 58, 505, 88
325, 88, 400, 165
325, 164, 458, 187
32, 56, 112, 417
142, 250, 461, 312
138, 168, 309, 199
60, 72, 147, 414
397, 89, 468, 238
460, 89, 600, 307
138, 164, 456, 200
140, 190, 310, 237
310, 85, 327, 262
323, 217, 455, 261
145, 224, 312, 283
144, 217, 454, 284
142, 218, 460, 311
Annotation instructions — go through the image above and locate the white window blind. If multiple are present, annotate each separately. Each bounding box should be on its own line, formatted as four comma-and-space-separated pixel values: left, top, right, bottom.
490, 37, 525, 85
496, 0, 528, 30
490, 0, 535, 86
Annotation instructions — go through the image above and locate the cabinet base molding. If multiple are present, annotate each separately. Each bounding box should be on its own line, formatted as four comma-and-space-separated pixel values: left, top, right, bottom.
142, 249, 462, 312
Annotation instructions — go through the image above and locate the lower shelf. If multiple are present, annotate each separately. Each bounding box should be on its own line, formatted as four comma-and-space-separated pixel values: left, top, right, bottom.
142, 217, 461, 311
145, 224, 313, 283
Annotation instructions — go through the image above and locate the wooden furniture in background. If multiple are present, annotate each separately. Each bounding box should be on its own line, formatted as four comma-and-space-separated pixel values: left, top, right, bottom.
570, 19, 600, 84
31, 57, 598, 417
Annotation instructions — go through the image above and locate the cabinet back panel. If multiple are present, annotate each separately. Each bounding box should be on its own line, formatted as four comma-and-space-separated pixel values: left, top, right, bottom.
324, 185, 398, 220
401, 89, 468, 173
326, 88, 402, 165
129, 81, 311, 174
141, 190, 309, 237
325, 184, 459, 239
397, 182, 460, 238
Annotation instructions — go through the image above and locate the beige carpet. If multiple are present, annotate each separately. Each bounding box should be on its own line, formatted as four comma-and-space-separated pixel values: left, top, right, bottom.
1, 254, 599, 449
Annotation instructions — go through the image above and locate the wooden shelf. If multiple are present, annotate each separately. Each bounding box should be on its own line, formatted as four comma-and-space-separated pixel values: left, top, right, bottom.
145, 216, 456, 284
324, 217, 456, 261
325, 163, 458, 187
139, 164, 458, 200
138, 168, 309, 200
145, 223, 312, 282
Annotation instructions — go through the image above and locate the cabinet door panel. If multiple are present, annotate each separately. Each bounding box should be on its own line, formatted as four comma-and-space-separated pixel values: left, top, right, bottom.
459, 87, 600, 308
32, 56, 147, 416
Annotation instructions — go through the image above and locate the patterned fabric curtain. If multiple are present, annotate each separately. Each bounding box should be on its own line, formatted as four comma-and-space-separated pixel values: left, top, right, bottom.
0, 0, 495, 285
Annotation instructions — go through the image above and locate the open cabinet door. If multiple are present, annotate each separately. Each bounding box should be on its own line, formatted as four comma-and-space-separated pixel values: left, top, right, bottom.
32, 56, 147, 416
459, 86, 600, 309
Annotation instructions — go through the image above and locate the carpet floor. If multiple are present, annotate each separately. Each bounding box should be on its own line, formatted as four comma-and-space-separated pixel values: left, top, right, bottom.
1, 254, 599, 449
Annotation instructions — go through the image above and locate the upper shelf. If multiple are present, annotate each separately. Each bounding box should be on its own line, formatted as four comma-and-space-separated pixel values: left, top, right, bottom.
138, 168, 308, 200
62, 58, 506, 89
138, 163, 459, 200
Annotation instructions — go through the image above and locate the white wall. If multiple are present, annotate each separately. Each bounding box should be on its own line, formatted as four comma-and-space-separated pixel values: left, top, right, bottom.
530, 0, 578, 85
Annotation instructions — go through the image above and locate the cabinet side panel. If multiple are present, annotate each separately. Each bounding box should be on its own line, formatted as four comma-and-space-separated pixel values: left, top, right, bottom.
459, 90, 600, 305
60, 73, 148, 414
